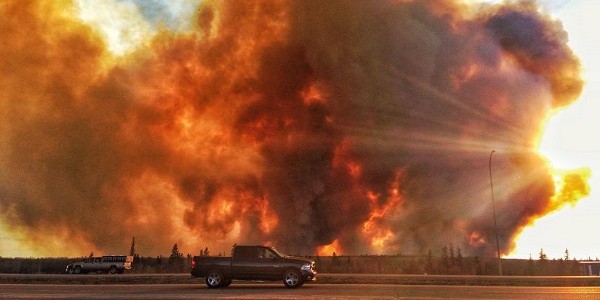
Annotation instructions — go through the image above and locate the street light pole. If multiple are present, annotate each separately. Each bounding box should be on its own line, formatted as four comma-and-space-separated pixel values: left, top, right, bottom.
489, 150, 503, 275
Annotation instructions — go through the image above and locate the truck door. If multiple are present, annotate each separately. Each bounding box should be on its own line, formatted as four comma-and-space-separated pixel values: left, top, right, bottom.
92, 257, 102, 272
80, 258, 93, 272
231, 247, 260, 279
255, 248, 282, 278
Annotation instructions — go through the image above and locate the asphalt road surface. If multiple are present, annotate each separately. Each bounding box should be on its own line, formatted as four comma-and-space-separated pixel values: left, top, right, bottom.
2, 283, 600, 299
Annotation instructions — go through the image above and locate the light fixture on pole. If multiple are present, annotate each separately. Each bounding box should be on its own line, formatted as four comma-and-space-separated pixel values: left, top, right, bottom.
489, 150, 502, 275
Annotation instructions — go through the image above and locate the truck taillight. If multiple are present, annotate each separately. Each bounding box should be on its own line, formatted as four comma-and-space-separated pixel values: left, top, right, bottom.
191, 260, 196, 268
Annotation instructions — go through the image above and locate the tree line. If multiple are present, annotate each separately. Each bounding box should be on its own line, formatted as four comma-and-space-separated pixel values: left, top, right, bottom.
0, 239, 590, 275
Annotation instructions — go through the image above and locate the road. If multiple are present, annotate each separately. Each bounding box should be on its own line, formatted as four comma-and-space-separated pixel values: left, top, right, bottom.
2, 283, 600, 299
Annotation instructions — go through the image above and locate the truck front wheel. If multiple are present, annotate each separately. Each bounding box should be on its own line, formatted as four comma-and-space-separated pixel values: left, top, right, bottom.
283, 269, 303, 288
205, 270, 224, 288
109, 266, 118, 274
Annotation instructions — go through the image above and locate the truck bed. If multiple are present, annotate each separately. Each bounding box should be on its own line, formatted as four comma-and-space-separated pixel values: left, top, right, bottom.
191, 256, 231, 277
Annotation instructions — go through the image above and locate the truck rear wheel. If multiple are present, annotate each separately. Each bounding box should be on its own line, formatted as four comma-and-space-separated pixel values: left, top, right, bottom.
221, 278, 232, 287
73, 266, 82, 274
283, 269, 303, 288
205, 270, 224, 288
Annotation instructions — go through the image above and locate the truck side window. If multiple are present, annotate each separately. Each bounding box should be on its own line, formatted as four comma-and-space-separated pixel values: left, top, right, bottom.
235, 247, 255, 260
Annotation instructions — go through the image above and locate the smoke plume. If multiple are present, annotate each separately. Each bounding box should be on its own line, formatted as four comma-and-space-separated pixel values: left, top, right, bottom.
0, 0, 586, 256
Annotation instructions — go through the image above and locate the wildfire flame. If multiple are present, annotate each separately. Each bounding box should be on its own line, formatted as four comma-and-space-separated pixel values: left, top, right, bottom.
317, 239, 341, 256
362, 171, 403, 254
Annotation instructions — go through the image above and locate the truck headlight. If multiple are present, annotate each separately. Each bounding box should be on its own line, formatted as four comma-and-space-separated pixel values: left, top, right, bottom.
301, 263, 311, 271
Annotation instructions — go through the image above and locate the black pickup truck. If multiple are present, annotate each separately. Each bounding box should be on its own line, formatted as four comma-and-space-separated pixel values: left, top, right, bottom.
191, 245, 316, 288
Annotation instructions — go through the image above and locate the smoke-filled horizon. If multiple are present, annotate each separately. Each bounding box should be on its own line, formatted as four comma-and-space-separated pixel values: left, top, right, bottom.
0, 0, 589, 257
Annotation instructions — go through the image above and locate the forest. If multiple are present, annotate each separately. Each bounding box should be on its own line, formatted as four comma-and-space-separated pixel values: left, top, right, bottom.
0, 243, 588, 275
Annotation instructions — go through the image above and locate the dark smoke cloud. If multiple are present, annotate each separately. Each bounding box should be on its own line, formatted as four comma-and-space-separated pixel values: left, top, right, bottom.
0, 0, 584, 256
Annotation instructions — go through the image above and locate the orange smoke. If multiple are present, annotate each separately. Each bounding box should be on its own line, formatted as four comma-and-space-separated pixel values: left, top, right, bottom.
0, 0, 586, 258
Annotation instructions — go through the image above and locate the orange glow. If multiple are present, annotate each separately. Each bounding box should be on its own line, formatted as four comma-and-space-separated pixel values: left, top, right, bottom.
549, 169, 591, 209
366, 191, 379, 204
301, 82, 328, 105
317, 239, 341, 256
332, 139, 364, 181
347, 162, 362, 178
371, 229, 394, 249
451, 63, 479, 88
256, 197, 279, 234
211, 199, 233, 219
468, 231, 486, 247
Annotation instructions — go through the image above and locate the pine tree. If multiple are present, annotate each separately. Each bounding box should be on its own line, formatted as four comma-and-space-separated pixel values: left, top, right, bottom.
204, 247, 210, 257
527, 254, 535, 275
425, 249, 434, 274
441, 246, 449, 273
332, 251, 340, 266
89, 252, 94, 258
564, 248, 570, 261
169, 243, 183, 264
456, 247, 463, 272
474, 256, 482, 275
539, 248, 547, 261
129, 237, 136, 256
155, 255, 163, 272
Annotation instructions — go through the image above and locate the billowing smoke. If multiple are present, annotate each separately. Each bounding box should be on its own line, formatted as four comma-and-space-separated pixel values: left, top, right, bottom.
0, 0, 586, 256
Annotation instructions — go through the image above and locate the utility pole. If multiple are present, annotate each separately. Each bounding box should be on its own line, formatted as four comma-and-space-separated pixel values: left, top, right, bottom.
489, 150, 503, 275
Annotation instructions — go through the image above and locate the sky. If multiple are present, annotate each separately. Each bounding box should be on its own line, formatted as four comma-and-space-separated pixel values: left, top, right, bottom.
0, 0, 599, 259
